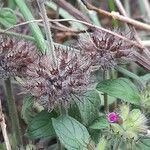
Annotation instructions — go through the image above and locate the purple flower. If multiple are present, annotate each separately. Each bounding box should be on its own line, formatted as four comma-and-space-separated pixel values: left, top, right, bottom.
107, 112, 118, 123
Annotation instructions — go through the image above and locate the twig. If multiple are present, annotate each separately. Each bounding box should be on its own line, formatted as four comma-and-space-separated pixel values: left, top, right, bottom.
53, 4, 59, 41
141, 41, 150, 47
54, 0, 91, 23
0, 99, 12, 150
37, 0, 57, 68
114, 0, 143, 46
2, 18, 144, 50
81, 0, 150, 31
114, 0, 150, 71
52, 22, 87, 33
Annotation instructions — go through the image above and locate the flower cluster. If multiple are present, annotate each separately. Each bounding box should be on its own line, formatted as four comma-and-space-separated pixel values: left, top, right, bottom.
0, 35, 38, 79
78, 29, 134, 70
107, 112, 118, 123
0, 28, 149, 110
109, 104, 148, 141
0, 34, 91, 110
23, 47, 91, 109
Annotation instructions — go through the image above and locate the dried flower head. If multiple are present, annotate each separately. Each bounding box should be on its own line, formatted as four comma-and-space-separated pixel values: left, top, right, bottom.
23, 47, 92, 110
78, 29, 135, 70
0, 35, 38, 79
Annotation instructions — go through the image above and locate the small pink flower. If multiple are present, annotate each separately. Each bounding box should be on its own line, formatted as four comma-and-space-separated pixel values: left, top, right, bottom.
107, 112, 118, 123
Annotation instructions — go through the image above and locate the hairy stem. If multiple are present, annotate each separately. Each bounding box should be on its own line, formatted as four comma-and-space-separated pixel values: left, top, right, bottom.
58, 138, 65, 150
103, 70, 109, 113
4, 78, 23, 148
37, 0, 57, 68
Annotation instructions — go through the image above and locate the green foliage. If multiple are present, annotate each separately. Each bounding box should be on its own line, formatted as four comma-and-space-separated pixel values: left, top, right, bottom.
96, 78, 141, 105
75, 90, 101, 125
26, 110, 57, 139
52, 115, 92, 150
1, 0, 150, 149
135, 137, 150, 150
14, 0, 47, 53
89, 115, 109, 130
97, 136, 108, 150
21, 95, 37, 124
68, 102, 82, 122
108, 0, 119, 26
0, 8, 16, 27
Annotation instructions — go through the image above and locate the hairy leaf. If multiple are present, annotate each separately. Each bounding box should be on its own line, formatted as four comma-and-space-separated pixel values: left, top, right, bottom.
21, 95, 37, 124
74, 90, 100, 125
89, 116, 109, 130
96, 78, 140, 105
26, 110, 57, 139
52, 115, 91, 150
0, 8, 16, 27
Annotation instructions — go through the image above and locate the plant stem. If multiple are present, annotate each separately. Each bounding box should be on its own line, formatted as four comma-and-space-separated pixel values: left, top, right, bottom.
0, 29, 35, 41
57, 105, 68, 150
3, 18, 144, 49
103, 70, 109, 113
58, 138, 64, 150
111, 69, 118, 110
37, 0, 57, 68
81, 0, 150, 31
108, 0, 119, 27
4, 78, 23, 148
0, 99, 12, 150
14, 0, 47, 53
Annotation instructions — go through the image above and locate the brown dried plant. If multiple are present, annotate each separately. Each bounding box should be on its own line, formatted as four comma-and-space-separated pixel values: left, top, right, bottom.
0, 35, 38, 79
78, 29, 135, 70
23, 46, 91, 110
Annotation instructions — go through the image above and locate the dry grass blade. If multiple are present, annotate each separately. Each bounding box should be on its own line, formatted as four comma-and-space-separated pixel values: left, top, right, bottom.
81, 0, 150, 31
0, 99, 12, 150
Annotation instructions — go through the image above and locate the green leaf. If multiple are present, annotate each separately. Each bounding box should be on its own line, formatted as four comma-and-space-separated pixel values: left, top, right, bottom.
26, 110, 57, 139
74, 90, 101, 125
68, 102, 82, 122
21, 95, 37, 124
0, 8, 16, 27
97, 136, 108, 150
96, 78, 140, 105
135, 137, 150, 150
52, 115, 91, 150
89, 116, 109, 130
140, 73, 150, 86
15, 0, 47, 53
89, 129, 101, 144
